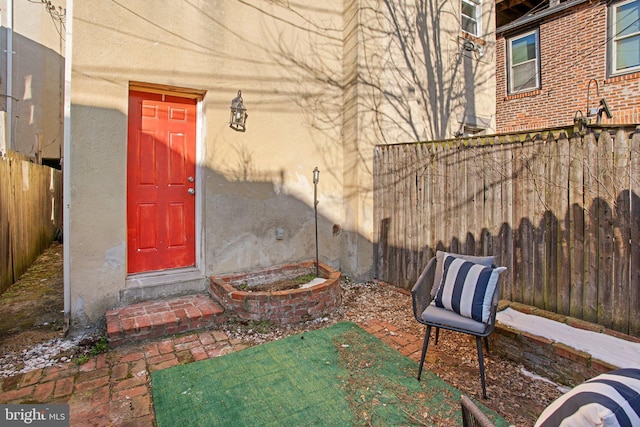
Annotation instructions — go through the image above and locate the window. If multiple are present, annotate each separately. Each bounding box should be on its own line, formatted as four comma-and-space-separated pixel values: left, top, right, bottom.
507, 30, 540, 94
610, 0, 640, 75
462, 0, 481, 37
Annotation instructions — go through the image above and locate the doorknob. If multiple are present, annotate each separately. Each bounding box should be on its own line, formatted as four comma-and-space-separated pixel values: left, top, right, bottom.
188, 188, 195, 195
188, 176, 194, 182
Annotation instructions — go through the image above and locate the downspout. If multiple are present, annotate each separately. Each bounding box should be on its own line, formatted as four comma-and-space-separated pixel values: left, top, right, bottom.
6, 0, 13, 150
62, 0, 73, 332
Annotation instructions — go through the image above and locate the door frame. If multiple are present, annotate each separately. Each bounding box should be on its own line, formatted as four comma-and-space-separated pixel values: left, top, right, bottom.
126, 82, 207, 281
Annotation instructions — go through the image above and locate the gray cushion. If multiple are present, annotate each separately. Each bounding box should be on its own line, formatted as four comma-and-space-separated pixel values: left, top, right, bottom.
432, 251, 495, 298
421, 305, 489, 334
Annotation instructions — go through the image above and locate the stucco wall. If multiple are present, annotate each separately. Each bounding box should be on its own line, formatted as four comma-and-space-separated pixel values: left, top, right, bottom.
68, 1, 347, 325
67, 0, 496, 328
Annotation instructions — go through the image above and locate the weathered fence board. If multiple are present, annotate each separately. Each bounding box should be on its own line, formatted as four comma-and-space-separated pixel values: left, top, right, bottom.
630, 134, 640, 336
0, 161, 12, 290
568, 136, 584, 319
374, 126, 640, 337
612, 130, 630, 333
583, 133, 599, 323
597, 131, 614, 329
0, 154, 62, 294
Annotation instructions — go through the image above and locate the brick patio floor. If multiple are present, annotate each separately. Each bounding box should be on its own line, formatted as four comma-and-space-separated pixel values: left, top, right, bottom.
0, 319, 423, 426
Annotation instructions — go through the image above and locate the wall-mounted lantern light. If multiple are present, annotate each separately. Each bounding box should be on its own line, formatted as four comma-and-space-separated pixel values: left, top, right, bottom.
229, 90, 247, 132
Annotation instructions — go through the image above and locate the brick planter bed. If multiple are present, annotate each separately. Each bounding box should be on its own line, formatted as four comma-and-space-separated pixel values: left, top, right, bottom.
209, 261, 342, 325
490, 301, 640, 387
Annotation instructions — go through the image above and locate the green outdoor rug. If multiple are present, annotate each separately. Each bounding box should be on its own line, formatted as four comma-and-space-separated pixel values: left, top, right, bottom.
151, 322, 508, 426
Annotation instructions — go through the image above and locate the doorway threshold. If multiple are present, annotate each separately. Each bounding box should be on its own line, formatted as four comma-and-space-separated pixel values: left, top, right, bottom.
122, 267, 208, 305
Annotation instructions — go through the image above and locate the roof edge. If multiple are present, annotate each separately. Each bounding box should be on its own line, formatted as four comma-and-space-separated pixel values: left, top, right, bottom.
497, 0, 589, 35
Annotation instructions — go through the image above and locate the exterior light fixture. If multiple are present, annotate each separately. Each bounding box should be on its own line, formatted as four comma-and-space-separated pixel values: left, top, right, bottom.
596, 98, 613, 124
229, 90, 247, 132
585, 79, 612, 123
313, 167, 320, 185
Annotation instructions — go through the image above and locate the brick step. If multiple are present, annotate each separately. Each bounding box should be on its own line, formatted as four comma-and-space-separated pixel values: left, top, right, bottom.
106, 294, 226, 347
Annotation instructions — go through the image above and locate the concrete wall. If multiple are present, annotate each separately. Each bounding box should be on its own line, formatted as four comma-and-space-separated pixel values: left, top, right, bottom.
66, 0, 496, 328
0, 0, 65, 161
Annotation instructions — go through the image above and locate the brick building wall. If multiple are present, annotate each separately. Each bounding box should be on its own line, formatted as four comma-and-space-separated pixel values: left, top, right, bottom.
496, 0, 640, 133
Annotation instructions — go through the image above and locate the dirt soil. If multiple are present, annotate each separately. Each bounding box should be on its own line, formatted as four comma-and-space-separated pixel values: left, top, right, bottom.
0, 242, 66, 355
234, 273, 318, 292
0, 244, 563, 426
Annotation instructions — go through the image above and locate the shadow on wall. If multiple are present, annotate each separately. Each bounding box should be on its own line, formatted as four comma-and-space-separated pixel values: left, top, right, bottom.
69, 103, 371, 326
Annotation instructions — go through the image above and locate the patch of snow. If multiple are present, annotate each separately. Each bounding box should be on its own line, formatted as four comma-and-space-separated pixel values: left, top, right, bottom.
300, 278, 327, 289
520, 367, 571, 393
497, 308, 640, 369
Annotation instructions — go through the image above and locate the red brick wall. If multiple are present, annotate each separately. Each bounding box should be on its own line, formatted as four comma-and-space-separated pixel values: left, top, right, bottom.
496, 0, 640, 133
209, 261, 342, 325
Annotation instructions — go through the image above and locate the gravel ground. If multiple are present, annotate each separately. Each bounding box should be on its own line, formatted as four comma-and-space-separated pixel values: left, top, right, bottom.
0, 246, 562, 426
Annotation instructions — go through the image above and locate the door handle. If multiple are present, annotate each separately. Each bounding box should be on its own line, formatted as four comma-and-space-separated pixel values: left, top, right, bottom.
188, 188, 195, 195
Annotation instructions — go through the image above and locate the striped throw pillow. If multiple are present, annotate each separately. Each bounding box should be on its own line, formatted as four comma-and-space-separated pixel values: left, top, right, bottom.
432, 255, 506, 323
535, 368, 640, 427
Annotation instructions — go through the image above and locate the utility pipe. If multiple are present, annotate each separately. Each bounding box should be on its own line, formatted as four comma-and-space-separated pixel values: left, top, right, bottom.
62, 0, 73, 332
6, 0, 13, 150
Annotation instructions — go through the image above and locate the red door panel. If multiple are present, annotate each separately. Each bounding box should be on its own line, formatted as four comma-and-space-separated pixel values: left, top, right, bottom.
127, 91, 197, 274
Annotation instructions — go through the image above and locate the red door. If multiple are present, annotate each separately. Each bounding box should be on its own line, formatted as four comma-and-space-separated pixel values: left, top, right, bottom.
127, 91, 197, 274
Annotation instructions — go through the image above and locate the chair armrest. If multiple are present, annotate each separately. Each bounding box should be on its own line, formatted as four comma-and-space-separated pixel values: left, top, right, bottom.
411, 257, 436, 322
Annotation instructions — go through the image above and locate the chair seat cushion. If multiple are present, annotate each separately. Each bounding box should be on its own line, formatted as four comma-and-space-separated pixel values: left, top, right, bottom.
534, 368, 640, 427
421, 305, 489, 334
433, 255, 506, 323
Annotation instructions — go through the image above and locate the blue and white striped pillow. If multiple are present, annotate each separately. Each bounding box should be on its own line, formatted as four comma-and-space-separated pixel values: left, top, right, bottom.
535, 368, 640, 427
432, 255, 506, 323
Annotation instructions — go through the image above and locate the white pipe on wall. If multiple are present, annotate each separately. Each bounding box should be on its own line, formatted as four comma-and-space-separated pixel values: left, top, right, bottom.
63, 0, 73, 329
6, 0, 13, 150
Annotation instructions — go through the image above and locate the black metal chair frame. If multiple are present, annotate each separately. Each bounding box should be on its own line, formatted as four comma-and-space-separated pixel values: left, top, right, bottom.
411, 256, 502, 399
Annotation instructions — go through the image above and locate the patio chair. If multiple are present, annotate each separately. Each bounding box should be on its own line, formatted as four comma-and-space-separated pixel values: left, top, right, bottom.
461, 395, 496, 427
411, 251, 506, 399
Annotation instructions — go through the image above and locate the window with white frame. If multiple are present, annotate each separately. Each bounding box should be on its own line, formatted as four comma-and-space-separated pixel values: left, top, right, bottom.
609, 0, 640, 75
507, 29, 540, 94
462, 0, 481, 37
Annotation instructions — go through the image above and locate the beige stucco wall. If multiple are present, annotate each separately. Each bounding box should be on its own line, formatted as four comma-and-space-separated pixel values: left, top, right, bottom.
352, 0, 496, 143
67, 0, 496, 327
0, 0, 65, 161
68, 1, 347, 325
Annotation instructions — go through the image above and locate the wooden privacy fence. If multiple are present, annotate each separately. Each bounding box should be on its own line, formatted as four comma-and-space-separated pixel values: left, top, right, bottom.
374, 126, 640, 338
0, 152, 62, 294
